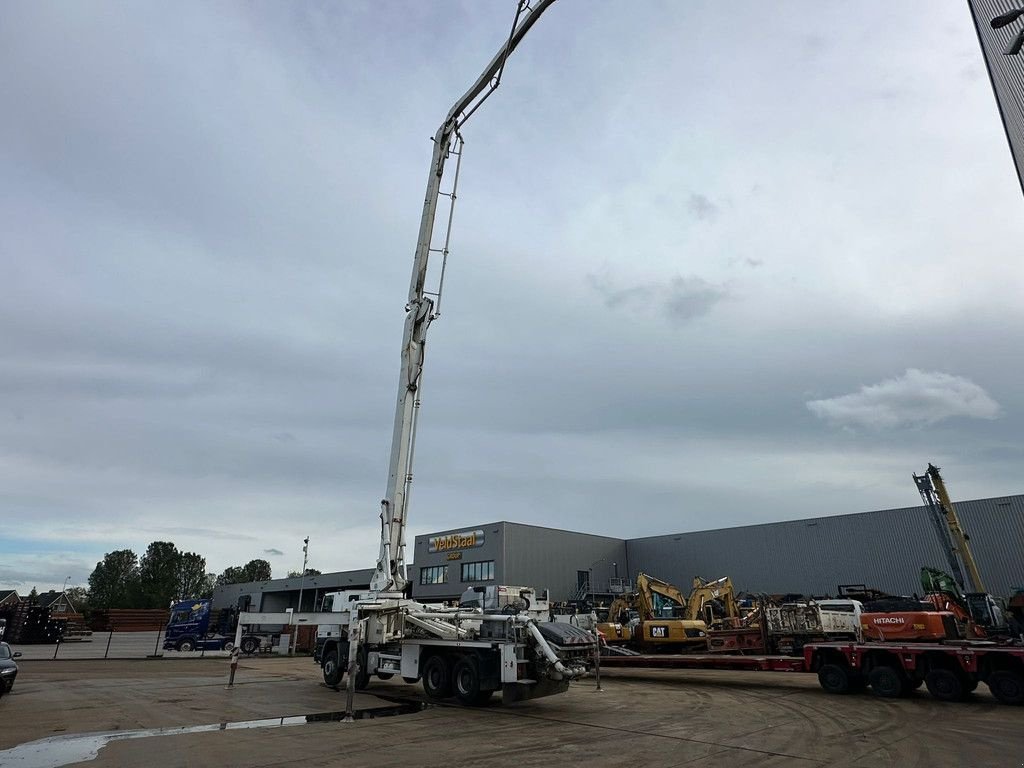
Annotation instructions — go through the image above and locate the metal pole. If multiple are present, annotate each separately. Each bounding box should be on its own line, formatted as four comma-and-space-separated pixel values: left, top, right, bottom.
52, 638, 60, 660
343, 620, 363, 723
226, 647, 240, 688
297, 537, 309, 613
593, 631, 602, 692
152, 628, 162, 657
105, 629, 113, 659
294, 537, 309, 658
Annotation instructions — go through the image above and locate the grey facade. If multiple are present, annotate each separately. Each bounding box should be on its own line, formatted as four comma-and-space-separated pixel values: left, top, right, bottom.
212, 568, 374, 612
969, 0, 1024, 196
627, 495, 1024, 599
215, 494, 1024, 610
411, 521, 626, 603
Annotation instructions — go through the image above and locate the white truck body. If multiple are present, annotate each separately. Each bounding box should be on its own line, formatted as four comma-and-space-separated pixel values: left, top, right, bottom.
315, 586, 594, 705
766, 600, 863, 644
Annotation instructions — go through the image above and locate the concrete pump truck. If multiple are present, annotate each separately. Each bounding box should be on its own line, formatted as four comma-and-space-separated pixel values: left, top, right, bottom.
314, 0, 596, 705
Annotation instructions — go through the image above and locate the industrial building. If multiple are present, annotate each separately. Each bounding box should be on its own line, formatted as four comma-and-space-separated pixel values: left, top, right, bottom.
212, 493, 1024, 611
969, 0, 1024, 196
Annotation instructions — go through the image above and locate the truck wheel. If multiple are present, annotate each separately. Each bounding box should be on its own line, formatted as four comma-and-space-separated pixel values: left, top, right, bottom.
176, 638, 196, 653
240, 637, 260, 655
221, 640, 234, 652
925, 669, 965, 702
422, 655, 452, 700
354, 647, 370, 690
376, 672, 394, 680
817, 663, 852, 694
868, 665, 908, 698
322, 646, 343, 687
452, 655, 484, 706
987, 670, 1024, 705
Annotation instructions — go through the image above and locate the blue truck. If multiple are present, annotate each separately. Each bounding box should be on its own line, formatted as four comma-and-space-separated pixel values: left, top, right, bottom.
163, 599, 285, 654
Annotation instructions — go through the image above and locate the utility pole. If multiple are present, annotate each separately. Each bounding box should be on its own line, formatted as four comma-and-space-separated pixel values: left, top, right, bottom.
297, 537, 310, 612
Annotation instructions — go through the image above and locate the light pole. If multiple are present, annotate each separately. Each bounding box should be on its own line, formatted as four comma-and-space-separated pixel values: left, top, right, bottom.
587, 558, 607, 607
297, 537, 310, 612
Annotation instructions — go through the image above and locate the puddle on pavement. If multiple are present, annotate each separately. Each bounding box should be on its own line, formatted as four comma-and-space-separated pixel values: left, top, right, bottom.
0, 700, 427, 768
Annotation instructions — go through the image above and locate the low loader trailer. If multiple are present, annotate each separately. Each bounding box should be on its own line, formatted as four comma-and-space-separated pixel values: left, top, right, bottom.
599, 641, 1024, 705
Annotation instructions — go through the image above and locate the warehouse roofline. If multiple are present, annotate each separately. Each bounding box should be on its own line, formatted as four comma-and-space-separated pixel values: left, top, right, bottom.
625, 495, 1024, 543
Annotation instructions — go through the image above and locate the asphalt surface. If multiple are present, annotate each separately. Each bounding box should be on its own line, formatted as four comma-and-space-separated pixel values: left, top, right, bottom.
0, 657, 1021, 767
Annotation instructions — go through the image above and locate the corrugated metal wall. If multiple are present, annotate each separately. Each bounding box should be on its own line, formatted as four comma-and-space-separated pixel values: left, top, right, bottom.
969, 0, 1024, 196
627, 496, 1024, 598
504, 522, 627, 602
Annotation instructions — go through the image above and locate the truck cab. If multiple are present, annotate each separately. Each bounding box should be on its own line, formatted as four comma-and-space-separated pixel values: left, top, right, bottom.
163, 599, 237, 652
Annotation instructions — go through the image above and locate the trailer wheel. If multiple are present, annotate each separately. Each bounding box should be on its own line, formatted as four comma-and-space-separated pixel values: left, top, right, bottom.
817, 663, 852, 694
240, 636, 260, 655
987, 670, 1024, 705
452, 655, 485, 706
176, 638, 196, 653
322, 646, 343, 687
422, 655, 452, 700
925, 668, 965, 702
868, 665, 908, 698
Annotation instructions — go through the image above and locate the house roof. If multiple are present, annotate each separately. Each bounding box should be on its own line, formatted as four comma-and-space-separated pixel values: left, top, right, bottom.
0, 590, 19, 604
33, 590, 75, 612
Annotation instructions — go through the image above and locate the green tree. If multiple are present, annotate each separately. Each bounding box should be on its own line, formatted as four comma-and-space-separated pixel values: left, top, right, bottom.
27, 586, 39, 602
65, 586, 90, 614
138, 541, 181, 608
88, 550, 140, 609
216, 559, 273, 586
286, 568, 322, 578
175, 552, 212, 600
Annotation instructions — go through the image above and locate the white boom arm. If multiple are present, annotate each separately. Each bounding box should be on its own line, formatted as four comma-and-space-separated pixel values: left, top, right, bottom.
370, 0, 558, 594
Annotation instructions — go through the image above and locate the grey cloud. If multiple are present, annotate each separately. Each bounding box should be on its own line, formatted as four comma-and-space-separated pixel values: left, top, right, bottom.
589, 275, 728, 324
807, 369, 1002, 429
264, 548, 284, 556
1, 1, 1023, 589
687, 193, 719, 221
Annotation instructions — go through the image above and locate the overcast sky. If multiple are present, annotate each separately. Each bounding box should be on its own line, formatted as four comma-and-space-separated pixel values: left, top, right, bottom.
2, 1, 1022, 593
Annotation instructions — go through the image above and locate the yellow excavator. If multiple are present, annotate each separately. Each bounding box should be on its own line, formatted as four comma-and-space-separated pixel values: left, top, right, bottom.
596, 573, 742, 653
687, 576, 743, 629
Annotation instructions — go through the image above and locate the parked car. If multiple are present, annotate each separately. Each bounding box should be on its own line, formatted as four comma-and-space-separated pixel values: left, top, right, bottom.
0, 642, 21, 694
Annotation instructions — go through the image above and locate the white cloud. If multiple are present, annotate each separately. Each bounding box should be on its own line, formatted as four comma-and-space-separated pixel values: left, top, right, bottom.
807, 369, 1001, 429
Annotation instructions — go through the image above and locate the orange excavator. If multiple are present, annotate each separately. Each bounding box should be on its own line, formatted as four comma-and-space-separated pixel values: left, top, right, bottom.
837, 585, 961, 642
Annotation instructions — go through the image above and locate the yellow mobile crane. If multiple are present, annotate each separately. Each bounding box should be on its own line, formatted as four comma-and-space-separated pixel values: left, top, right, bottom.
913, 463, 985, 593
914, 464, 1008, 634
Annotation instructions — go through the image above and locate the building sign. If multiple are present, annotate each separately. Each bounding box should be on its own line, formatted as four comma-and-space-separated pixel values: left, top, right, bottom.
446, 552, 462, 561
969, 0, 1024, 197
428, 529, 485, 553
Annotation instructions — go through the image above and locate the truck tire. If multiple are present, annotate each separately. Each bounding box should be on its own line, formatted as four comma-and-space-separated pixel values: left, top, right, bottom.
422, 655, 452, 700
987, 670, 1024, 705
452, 655, 484, 706
868, 665, 908, 698
322, 646, 343, 687
221, 640, 234, 652
817, 663, 852, 694
925, 668, 965, 702
354, 646, 370, 690
240, 637, 260, 655
176, 638, 196, 653
376, 672, 394, 680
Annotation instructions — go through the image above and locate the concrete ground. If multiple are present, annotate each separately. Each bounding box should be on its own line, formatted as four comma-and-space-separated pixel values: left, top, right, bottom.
1, 657, 1021, 767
